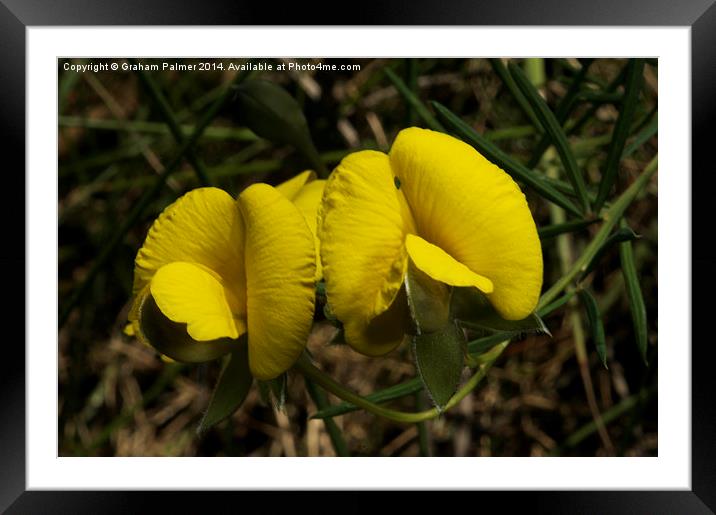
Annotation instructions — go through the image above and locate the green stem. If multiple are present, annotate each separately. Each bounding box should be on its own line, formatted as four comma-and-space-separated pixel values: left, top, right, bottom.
550, 387, 654, 455
538, 154, 657, 310
415, 392, 431, 456
304, 378, 350, 456
294, 343, 507, 424
59, 116, 259, 141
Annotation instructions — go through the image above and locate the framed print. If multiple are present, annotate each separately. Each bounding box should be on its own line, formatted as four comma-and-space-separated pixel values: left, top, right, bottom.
3, 0, 715, 512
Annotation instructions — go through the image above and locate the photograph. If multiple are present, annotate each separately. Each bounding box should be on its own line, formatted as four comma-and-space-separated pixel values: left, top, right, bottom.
57, 56, 658, 458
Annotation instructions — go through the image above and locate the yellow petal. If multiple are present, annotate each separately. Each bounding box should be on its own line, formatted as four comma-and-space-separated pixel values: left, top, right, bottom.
123, 323, 135, 336
275, 170, 317, 200
390, 127, 543, 320
405, 234, 493, 293
239, 183, 317, 380
343, 287, 410, 356
150, 261, 247, 341
291, 179, 326, 279
133, 188, 247, 319
318, 150, 415, 354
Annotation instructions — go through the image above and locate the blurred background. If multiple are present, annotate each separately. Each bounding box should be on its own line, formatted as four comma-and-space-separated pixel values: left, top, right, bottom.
58, 57, 657, 457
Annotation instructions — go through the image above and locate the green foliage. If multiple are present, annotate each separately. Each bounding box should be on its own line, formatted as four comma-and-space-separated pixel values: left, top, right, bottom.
452, 287, 549, 336
412, 323, 466, 411
619, 223, 649, 365
198, 343, 253, 434
232, 79, 327, 176
405, 262, 451, 335
579, 289, 608, 369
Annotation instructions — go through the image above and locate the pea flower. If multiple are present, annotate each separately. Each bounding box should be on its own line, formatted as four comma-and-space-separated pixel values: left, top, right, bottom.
128, 179, 318, 380
318, 127, 543, 356
275, 170, 326, 279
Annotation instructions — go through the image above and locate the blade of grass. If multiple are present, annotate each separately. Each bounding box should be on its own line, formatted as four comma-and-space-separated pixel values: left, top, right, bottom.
563, 63, 629, 139
509, 63, 591, 214
545, 148, 614, 455
538, 154, 657, 310
550, 387, 654, 455
580, 226, 639, 279
527, 58, 594, 168
538, 219, 599, 240
537, 290, 577, 318
59, 70, 252, 328
304, 378, 350, 456
414, 392, 431, 456
579, 289, 608, 368
405, 59, 419, 126
384, 67, 444, 132
594, 59, 646, 212
432, 101, 582, 217
623, 115, 657, 159
619, 219, 649, 365
134, 63, 212, 186
59, 116, 258, 141
312, 377, 423, 419
489, 59, 543, 132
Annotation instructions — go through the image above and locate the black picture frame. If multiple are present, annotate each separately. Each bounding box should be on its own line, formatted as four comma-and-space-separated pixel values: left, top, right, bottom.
3, 1, 714, 512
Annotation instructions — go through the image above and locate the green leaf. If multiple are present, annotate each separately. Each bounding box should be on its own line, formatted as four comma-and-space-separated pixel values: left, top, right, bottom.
537, 290, 576, 318
619, 225, 649, 365
304, 378, 350, 456
139, 294, 234, 363
451, 287, 550, 336
538, 218, 598, 241
578, 289, 608, 368
489, 59, 543, 132
580, 226, 639, 279
258, 374, 288, 411
197, 340, 253, 434
412, 323, 466, 411
527, 58, 594, 168
509, 63, 590, 214
384, 67, 444, 131
466, 332, 513, 356
405, 261, 451, 335
311, 377, 423, 419
431, 101, 583, 217
232, 79, 327, 176
623, 115, 657, 159
594, 59, 646, 212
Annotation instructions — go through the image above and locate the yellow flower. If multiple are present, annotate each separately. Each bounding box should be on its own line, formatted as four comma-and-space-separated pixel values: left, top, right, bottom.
318, 127, 543, 356
128, 180, 317, 380
275, 170, 326, 280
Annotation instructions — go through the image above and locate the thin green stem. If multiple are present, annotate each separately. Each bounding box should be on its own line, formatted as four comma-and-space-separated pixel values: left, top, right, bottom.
550, 387, 654, 455
295, 343, 507, 424
59, 116, 258, 141
414, 392, 431, 456
538, 154, 658, 310
304, 378, 350, 456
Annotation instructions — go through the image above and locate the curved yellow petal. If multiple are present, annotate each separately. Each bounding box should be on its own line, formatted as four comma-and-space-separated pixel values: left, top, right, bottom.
291, 179, 326, 279
343, 288, 410, 356
239, 183, 317, 380
276, 170, 316, 200
390, 127, 543, 320
405, 234, 493, 293
133, 188, 247, 319
318, 150, 415, 354
150, 261, 247, 341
